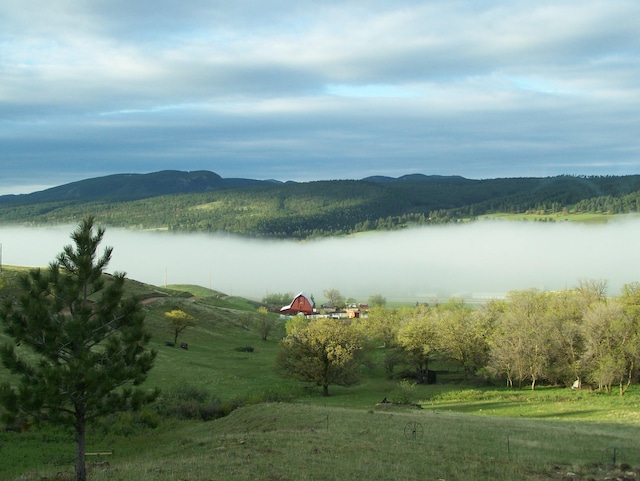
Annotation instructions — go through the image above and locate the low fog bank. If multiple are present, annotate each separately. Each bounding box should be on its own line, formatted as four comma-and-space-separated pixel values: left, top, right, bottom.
2, 219, 639, 303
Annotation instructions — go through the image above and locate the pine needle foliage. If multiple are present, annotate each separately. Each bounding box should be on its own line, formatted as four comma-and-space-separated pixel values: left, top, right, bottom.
0, 217, 158, 481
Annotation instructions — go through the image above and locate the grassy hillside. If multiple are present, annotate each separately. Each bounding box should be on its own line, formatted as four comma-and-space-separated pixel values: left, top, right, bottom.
6, 402, 640, 481
3, 267, 640, 480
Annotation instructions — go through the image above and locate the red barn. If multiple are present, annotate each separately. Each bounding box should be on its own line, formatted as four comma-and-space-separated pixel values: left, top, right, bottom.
280, 292, 314, 316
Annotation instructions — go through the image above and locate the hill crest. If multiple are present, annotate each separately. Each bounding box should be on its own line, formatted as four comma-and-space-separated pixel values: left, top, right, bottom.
2, 170, 640, 239
0, 170, 280, 205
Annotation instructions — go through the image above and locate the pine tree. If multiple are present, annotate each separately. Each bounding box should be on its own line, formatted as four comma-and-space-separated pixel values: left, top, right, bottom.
0, 217, 157, 481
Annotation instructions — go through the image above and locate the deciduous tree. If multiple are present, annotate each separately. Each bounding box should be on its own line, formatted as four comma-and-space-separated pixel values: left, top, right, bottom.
396, 305, 438, 379
543, 290, 585, 387
582, 285, 640, 395
255, 306, 276, 340
489, 290, 550, 389
0, 218, 157, 481
165, 308, 197, 345
262, 292, 293, 310
323, 288, 345, 309
359, 305, 400, 348
582, 301, 629, 393
435, 299, 490, 378
368, 294, 387, 308
275, 317, 366, 396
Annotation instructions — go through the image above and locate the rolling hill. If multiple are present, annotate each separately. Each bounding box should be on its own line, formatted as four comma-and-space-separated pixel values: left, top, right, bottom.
3, 266, 640, 480
0, 170, 279, 204
1, 170, 640, 238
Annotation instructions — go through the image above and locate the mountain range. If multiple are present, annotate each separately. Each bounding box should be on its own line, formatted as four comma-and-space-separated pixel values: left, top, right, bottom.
1, 170, 639, 238
0, 170, 280, 204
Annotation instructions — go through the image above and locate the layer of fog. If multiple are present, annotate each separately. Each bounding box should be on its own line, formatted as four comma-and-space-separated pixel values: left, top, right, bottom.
2, 219, 639, 303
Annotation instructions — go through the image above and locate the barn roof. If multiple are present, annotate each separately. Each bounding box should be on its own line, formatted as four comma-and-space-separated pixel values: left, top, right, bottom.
297, 292, 313, 306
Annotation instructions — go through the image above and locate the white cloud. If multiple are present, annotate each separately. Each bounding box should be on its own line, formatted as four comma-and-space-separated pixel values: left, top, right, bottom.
0, 0, 639, 190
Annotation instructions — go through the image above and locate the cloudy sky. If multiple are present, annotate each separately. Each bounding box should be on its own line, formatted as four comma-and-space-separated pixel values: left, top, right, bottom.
2, 0, 639, 194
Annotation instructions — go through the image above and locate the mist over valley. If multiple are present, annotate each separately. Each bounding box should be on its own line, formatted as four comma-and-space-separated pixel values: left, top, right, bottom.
2, 220, 638, 303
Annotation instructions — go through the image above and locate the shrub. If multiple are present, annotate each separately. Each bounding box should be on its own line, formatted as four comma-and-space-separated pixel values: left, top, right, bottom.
234, 345, 255, 352
155, 384, 242, 421
393, 379, 417, 405
253, 386, 297, 404
136, 407, 161, 428
93, 407, 160, 436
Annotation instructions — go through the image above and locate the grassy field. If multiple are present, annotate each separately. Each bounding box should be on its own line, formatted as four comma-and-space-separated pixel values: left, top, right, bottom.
2, 267, 640, 480
4, 400, 640, 481
479, 212, 640, 224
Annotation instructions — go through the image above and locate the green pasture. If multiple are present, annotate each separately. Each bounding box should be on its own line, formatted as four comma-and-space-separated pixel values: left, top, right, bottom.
3, 267, 640, 480
480, 212, 640, 224
3, 401, 640, 481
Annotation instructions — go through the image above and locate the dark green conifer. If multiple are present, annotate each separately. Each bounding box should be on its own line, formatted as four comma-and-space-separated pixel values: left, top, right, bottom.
0, 217, 157, 481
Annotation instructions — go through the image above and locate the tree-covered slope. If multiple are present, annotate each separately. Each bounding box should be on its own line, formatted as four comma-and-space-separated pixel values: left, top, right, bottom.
1, 171, 640, 238
0, 170, 278, 205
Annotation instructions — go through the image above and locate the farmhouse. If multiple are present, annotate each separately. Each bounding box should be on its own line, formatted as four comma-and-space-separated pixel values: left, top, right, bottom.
280, 292, 314, 316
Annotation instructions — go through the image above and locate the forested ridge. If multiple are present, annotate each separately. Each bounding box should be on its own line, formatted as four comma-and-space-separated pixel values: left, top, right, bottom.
2, 171, 640, 238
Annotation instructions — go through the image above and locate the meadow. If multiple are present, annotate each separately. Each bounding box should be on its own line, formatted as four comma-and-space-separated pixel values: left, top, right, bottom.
2, 269, 640, 480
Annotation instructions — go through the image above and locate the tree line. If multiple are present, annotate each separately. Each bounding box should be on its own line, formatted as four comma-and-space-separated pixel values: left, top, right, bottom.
275, 280, 640, 396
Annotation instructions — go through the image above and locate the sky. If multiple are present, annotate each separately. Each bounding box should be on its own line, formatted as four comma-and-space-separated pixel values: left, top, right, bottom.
1, 1, 640, 194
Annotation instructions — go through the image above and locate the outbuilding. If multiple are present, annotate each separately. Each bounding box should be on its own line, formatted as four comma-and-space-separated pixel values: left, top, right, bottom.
280, 292, 314, 316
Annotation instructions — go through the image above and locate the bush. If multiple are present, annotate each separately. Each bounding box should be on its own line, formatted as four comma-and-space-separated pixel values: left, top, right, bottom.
470, 367, 494, 387
234, 345, 255, 352
155, 384, 242, 421
93, 407, 160, 436
393, 379, 417, 405
253, 386, 297, 404
136, 407, 161, 428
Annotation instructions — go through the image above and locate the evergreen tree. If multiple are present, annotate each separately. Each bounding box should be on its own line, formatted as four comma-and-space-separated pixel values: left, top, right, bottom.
0, 217, 157, 481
